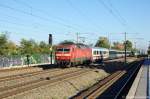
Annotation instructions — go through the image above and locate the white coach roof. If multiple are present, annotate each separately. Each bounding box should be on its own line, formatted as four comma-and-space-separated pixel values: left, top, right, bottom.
92, 47, 109, 51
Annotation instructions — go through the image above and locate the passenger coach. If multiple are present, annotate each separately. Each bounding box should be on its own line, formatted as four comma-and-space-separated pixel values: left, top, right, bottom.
109, 49, 131, 59
92, 47, 109, 63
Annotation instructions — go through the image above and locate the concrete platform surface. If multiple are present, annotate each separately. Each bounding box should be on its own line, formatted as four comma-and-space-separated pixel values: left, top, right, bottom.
127, 59, 150, 99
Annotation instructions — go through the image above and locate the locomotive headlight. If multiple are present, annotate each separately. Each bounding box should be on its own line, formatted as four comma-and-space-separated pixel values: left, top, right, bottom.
56, 54, 62, 56
56, 54, 70, 56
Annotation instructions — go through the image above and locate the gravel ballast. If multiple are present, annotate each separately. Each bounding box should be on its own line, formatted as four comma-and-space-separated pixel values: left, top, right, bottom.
0, 68, 81, 89
0, 67, 43, 78
5, 68, 108, 99
3, 58, 137, 99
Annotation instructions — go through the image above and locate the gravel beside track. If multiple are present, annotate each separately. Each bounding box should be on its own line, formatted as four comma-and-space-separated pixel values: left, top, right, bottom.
5, 68, 108, 99
0, 68, 95, 98
0, 67, 38, 72
0, 67, 43, 78
0, 68, 81, 88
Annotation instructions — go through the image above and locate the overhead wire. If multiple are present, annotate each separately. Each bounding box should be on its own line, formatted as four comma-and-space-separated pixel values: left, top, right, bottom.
0, 16, 52, 34
0, 13, 60, 41
107, 0, 128, 25
0, 1, 99, 46
66, 0, 104, 31
12, 0, 87, 31
0, 22, 39, 37
97, 0, 138, 44
66, 0, 104, 40
0, 13, 63, 32
0, 18, 50, 37
0, 3, 79, 30
97, 0, 126, 27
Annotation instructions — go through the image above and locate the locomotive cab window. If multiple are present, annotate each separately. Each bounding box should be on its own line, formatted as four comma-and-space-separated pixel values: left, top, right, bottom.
57, 48, 63, 52
64, 48, 70, 52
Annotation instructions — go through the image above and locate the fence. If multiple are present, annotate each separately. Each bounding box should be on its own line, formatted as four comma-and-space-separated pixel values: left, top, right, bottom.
0, 54, 55, 68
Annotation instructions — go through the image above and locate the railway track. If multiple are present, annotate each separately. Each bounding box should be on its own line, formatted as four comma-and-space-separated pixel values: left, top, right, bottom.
0, 68, 91, 98
0, 58, 137, 98
0, 58, 127, 83
0, 68, 63, 82
72, 60, 143, 99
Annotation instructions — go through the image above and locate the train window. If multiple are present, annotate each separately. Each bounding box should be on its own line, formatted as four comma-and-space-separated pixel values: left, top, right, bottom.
100, 51, 102, 54
99, 51, 101, 55
94, 51, 97, 55
103, 51, 106, 54
64, 48, 70, 52
109, 51, 116, 54
57, 48, 63, 51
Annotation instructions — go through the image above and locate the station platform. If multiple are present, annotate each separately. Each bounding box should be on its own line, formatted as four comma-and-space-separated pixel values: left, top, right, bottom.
127, 59, 150, 99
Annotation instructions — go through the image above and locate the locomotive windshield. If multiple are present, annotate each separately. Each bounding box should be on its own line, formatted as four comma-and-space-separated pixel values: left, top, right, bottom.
57, 48, 70, 52
57, 48, 63, 52
64, 48, 70, 52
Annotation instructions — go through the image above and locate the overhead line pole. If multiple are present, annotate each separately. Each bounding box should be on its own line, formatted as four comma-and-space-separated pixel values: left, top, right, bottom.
76, 32, 79, 44
124, 32, 127, 64
134, 42, 137, 58
148, 41, 150, 59
134, 42, 136, 50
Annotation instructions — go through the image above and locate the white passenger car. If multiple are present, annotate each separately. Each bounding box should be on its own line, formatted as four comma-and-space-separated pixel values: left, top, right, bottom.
109, 49, 131, 59
92, 47, 109, 63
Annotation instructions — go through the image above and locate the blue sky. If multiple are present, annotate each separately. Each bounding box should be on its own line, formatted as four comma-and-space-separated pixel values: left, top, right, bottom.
0, 0, 149, 50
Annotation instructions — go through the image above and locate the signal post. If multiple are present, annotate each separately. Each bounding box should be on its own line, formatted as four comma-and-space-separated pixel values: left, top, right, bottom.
49, 34, 53, 64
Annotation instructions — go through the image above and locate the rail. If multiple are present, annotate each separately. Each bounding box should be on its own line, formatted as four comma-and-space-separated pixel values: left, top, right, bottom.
72, 60, 143, 99
0, 68, 90, 98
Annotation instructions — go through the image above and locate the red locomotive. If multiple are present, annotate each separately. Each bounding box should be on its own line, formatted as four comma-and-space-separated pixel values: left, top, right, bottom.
55, 43, 92, 67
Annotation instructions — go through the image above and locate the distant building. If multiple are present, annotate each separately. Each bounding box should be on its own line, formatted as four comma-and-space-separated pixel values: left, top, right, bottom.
116, 44, 124, 50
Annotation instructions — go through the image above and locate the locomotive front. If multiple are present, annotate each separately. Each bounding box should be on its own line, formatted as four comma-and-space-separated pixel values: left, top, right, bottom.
55, 45, 73, 66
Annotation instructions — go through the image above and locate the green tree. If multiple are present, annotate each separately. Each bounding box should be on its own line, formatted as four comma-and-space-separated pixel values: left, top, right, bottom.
0, 33, 19, 56
124, 40, 133, 50
0, 32, 53, 56
20, 39, 39, 55
5, 41, 18, 55
20, 39, 51, 55
39, 41, 50, 54
0, 33, 8, 56
95, 37, 110, 48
